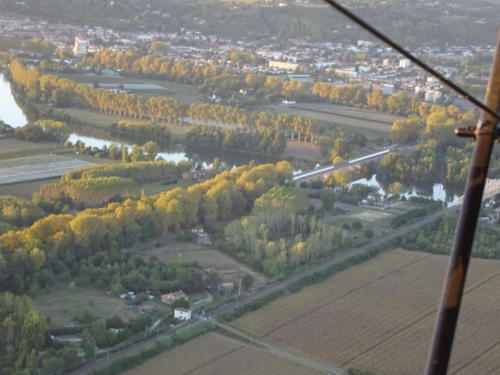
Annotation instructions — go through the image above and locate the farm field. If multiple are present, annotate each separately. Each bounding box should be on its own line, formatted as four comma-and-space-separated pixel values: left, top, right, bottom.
263, 102, 402, 136
35, 284, 141, 327
122, 332, 321, 375
55, 72, 204, 103
232, 250, 500, 375
0, 137, 62, 159
0, 154, 94, 185
145, 240, 267, 284
0, 177, 59, 198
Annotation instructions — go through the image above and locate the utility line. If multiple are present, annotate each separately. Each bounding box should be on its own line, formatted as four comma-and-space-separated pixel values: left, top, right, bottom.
321, 0, 500, 122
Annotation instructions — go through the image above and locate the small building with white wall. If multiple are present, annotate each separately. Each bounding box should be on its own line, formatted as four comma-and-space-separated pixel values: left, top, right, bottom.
174, 308, 192, 321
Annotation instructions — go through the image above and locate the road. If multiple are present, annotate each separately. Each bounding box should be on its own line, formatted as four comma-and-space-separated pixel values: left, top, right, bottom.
70, 205, 458, 375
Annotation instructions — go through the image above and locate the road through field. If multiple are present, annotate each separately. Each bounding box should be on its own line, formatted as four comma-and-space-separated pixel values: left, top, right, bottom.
70, 205, 458, 375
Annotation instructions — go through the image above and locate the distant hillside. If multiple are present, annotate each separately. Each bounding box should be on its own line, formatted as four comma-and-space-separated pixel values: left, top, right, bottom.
1, 0, 498, 46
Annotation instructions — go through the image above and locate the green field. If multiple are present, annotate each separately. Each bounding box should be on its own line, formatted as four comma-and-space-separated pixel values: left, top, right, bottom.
326, 201, 421, 238
144, 238, 267, 284
35, 284, 141, 327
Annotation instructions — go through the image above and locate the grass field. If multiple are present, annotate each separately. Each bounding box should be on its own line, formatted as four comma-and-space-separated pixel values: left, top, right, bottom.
0, 154, 94, 185
122, 332, 321, 375
0, 138, 62, 160
262, 102, 403, 137
35, 284, 140, 327
232, 250, 500, 375
326, 202, 420, 238
145, 239, 267, 284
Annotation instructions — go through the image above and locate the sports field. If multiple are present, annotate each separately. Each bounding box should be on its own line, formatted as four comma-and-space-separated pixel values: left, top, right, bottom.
232, 250, 500, 375
122, 332, 321, 375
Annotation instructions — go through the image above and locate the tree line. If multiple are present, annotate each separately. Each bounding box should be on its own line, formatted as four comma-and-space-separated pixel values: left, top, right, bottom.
0, 162, 293, 295
8, 59, 317, 145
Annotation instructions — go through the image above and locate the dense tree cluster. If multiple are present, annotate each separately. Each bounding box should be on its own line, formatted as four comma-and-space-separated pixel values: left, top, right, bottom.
0, 293, 48, 374
0, 162, 293, 294
185, 125, 286, 156
40, 160, 191, 208
225, 186, 344, 277
401, 213, 500, 259
110, 121, 171, 146
0, 196, 45, 227
63, 160, 190, 184
40, 176, 136, 208
376, 104, 478, 187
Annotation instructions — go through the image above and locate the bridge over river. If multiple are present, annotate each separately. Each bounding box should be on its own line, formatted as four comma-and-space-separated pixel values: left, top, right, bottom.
293, 145, 413, 183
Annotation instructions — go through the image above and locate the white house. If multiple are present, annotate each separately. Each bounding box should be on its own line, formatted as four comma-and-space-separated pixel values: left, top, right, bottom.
174, 308, 192, 321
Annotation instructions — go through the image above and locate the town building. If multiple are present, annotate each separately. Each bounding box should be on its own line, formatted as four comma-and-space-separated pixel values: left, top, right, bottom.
268, 60, 299, 71
73, 35, 88, 56
174, 308, 192, 321
335, 67, 358, 79
399, 58, 411, 69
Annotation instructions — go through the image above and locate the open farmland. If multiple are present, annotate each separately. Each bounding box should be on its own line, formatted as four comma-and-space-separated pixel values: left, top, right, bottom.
263, 102, 403, 136
122, 332, 321, 375
0, 154, 94, 185
232, 250, 500, 375
0, 137, 61, 159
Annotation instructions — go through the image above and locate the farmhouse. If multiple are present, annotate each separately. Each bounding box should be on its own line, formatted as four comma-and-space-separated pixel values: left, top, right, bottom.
161, 290, 187, 304
174, 308, 192, 321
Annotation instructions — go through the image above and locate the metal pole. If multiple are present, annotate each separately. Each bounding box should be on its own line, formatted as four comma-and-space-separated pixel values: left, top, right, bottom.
425, 33, 500, 375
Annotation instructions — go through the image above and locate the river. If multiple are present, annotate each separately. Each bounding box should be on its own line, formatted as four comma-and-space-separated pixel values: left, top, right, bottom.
0, 72, 190, 163
0, 72, 463, 204
350, 175, 462, 207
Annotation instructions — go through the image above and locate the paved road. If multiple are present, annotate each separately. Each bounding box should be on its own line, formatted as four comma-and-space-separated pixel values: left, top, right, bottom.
70, 205, 458, 374
216, 322, 346, 375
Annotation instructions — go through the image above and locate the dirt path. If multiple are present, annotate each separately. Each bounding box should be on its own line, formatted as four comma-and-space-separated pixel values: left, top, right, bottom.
216, 321, 346, 375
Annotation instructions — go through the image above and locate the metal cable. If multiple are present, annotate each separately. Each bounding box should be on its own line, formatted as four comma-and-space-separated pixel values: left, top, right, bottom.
321, 0, 500, 121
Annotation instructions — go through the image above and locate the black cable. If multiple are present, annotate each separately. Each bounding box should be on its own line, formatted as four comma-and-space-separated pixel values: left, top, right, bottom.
321, 0, 500, 122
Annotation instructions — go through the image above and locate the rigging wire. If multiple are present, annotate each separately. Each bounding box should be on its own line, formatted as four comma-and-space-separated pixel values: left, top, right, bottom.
321, 0, 500, 122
